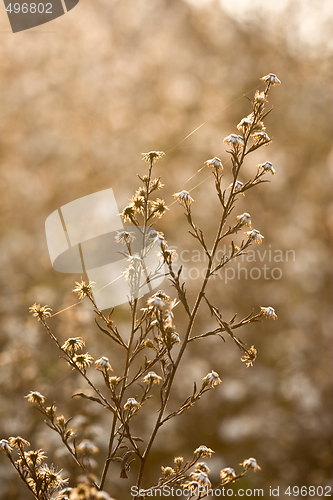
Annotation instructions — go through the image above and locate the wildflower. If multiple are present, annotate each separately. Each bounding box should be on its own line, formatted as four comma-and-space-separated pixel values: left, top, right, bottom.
95, 356, 113, 372
197, 462, 210, 474
130, 193, 145, 213
147, 291, 170, 310
169, 332, 181, 345
146, 229, 165, 246
260, 306, 278, 320
237, 117, 252, 131
190, 470, 211, 488
258, 161, 275, 175
252, 131, 271, 144
151, 198, 168, 218
0, 439, 12, 453
72, 353, 94, 371
160, 248, 178, 264
121, 205, 136, 222
61, 337, 85, 353
72, 280, 94, 299
202, 370, 222, 387
194, 445, 214, 458
245, 229, 264, 244
240, 457, 261, 472
25, 391, 45, 404
143, 371, 163, 385
236, 212, 252, 226
8, 436, 30, 449
141, 151, 165, 163
29, 303, 52, 321
254, 90, 267, 104
161, 466, 175, 478
220, 467, 237, 482
124, 398, 141, 411
115, 231, 136, 245
241, 346, 257, 368
223, 134, 244, 147
77, 440, 99, 455
150, 178, 164, 191
109, 376, 121, 390
228, 180, 243, 193
38, 464, 69, 488
204, 157, 223, 170
261, 73, 281, 86
24, 449, 47, 465
173, 190, 194, 206
174, 456, 184, 467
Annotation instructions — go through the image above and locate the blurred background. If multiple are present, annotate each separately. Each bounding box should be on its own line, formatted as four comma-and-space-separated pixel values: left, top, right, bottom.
0, 0, 332, 498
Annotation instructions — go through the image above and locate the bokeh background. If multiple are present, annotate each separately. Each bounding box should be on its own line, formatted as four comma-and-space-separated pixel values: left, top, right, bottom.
0, 0, 332, 498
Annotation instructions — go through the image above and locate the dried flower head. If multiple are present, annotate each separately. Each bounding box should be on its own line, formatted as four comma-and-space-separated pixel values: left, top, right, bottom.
29, 303, 52, 321
174, 456, 184, 467
109, 376, 121, 390
169, 331, 181, 345
150, 178, 164, 191
77, 440, 99, 455
258, 161, 275, 175
261, 73, 281, 86
240, 457, 261, 471
0, 439, 12, 453
130, 193, 145, 213
146, 229, 165, 246
143, 371, 163, 385
8, 436, 30, 449
147, 291, 170, 310
223, 134, 244, 147
252, 131, 271, 145
196, 462, 210, 474
194, 445, 214, 458
173, 190, 194, 206
202, 370, 222, 387
95, 356, 113, 372
190, 470, 211, 488
141, 151, 165, 163
61, 337, 85, 353
220, 467, 237, 482
228, 180, 244, 193
38, 464, 69, 488
72, 353, 94, 371
73, 280, 95, 299
241, 345, 257, 368
237, 117, 252, 131
25, 391, 45, 404
151, 198, 168, 218
24, 449, 47, 466
204, 157, 223, 170
121, 205, 137, 222
124, 398, 141, 411
260, 306, 278, 320
236, 212, 252, 226
115, 231, 136, 245
246, 229, 264, 244
161, 466, 175, 478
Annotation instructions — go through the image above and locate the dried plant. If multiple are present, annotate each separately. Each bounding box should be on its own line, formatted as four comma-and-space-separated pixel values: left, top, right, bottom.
1, 73, 280, 500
